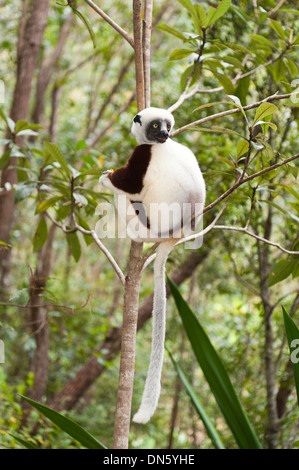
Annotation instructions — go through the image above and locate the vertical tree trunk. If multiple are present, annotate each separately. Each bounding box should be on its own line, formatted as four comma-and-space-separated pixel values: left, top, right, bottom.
142, 0, 153, 108
257, 204, 279, 448
22, 224, 56, 424
29, 224, 56, 402
112, 0, 151, 449
0, 0, 50, 285
112, 241, 143, 449
31, 12, 73, 126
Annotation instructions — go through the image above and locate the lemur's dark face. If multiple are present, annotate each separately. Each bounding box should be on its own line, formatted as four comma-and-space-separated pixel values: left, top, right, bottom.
146, 119, 172, 143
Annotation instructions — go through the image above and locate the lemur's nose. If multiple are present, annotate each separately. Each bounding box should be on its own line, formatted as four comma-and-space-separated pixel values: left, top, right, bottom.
160, 130, 169, 138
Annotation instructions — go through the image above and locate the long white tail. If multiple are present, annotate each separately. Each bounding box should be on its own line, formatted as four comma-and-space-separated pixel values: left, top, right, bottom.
133, 242, 173, 424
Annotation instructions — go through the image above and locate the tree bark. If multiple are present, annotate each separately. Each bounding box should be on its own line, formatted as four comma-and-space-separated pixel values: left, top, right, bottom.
30, 224, 56, 400
132, 0, 145, 111
113, 241, 143, 449
111, 0, 146, 449
276, 359, 293, 420
257, 204, 279, 448
0, 0, 50, 285
31, 12, 73, 126
21, 223, 56, 424
48, 249, 208, 412
142, 0, 153, 108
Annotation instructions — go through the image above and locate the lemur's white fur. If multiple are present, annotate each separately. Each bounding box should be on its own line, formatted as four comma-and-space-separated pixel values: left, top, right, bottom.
99, 107, 205, 424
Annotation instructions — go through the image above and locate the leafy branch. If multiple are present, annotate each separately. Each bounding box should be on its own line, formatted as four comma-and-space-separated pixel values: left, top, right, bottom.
171, 92, 296, 137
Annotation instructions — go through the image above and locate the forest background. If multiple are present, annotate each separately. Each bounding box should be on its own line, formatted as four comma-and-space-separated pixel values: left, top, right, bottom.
0, 0, 299, 450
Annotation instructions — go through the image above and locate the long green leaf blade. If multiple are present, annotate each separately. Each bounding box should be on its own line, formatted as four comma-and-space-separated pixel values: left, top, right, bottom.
167, 277, 262, 449
282, 306, 299, 406
168, 349, 225, 449
20, 395, 106, 449
9, 433, 39, 449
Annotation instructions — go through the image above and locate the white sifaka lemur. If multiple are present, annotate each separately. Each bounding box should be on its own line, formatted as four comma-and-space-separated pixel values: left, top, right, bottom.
99, 107, 205, 424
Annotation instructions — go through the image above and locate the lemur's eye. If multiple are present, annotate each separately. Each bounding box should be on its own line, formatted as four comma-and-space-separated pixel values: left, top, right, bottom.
167, 125, 171, 131
153, 123, 159, 128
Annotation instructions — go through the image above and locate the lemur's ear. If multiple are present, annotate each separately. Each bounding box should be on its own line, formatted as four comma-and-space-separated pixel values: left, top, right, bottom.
133, 114, 142, 125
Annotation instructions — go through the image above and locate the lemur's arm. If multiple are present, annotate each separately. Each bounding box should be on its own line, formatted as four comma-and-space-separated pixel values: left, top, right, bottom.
99, 144, 152, 197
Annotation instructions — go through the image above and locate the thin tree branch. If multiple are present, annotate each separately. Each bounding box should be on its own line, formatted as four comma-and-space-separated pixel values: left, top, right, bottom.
168, 27, 207, 113
87, 92, 135, 148
71, 215, 126, 285
43, 207, 126, 285
133, 0, 145, 110
171, 93, 294, 137
268, 0, 286, 16
83, 0, 134, 48
171, 43, 291, 109
203, 152, 299, 215
143, 0, 153, 108
175, 152, 299, 248
89, 55, 134, 134
213, 225, 299, 255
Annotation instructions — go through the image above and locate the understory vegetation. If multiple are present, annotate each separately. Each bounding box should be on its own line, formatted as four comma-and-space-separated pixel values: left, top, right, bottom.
0, 0, 299, 449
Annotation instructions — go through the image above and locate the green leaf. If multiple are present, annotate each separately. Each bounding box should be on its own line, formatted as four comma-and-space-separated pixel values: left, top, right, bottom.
36, 196, 63, 214
254, 120, 277, 132
253, 103, 278, 125
0, 240, 12, 248
73, 8, 96, 48
9, 288, 29, 306
223, 42, 252, 55
66, 231, 81, 262
237, 140, 249, 158
234, 76, 250, 106
14, 182, 36, 203
156, 24, 187, 40
76, 213, 93, 246
169, 48, 195, 61
206, 0, 231, 27
0, 150, 11, 170
16, 129, 38, 137
9, 433, 39, 449
218, 157, 235, 168
168, 350, 225, 449
227, 94, 248, 122
19, 395, 106, 449
177, 0, 202, 34
250, 34, 275, 50
212, 71, 235, 94
44, 142, 70, 178
180, 64, 201, 92
167, 277, 262, 449
269, 19, 286, 40
194, 4, 207, 28
285, 57, 298, 78
268, 258, 296, 287
14, 120, 29, 134
0, 107, 9, 127
75, 139, 87, 150
273, 58, 286, 82
7, 117, 15, 133
33, 216, 48, 252
282, 307, 299, 407
193, 100, 236, 112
